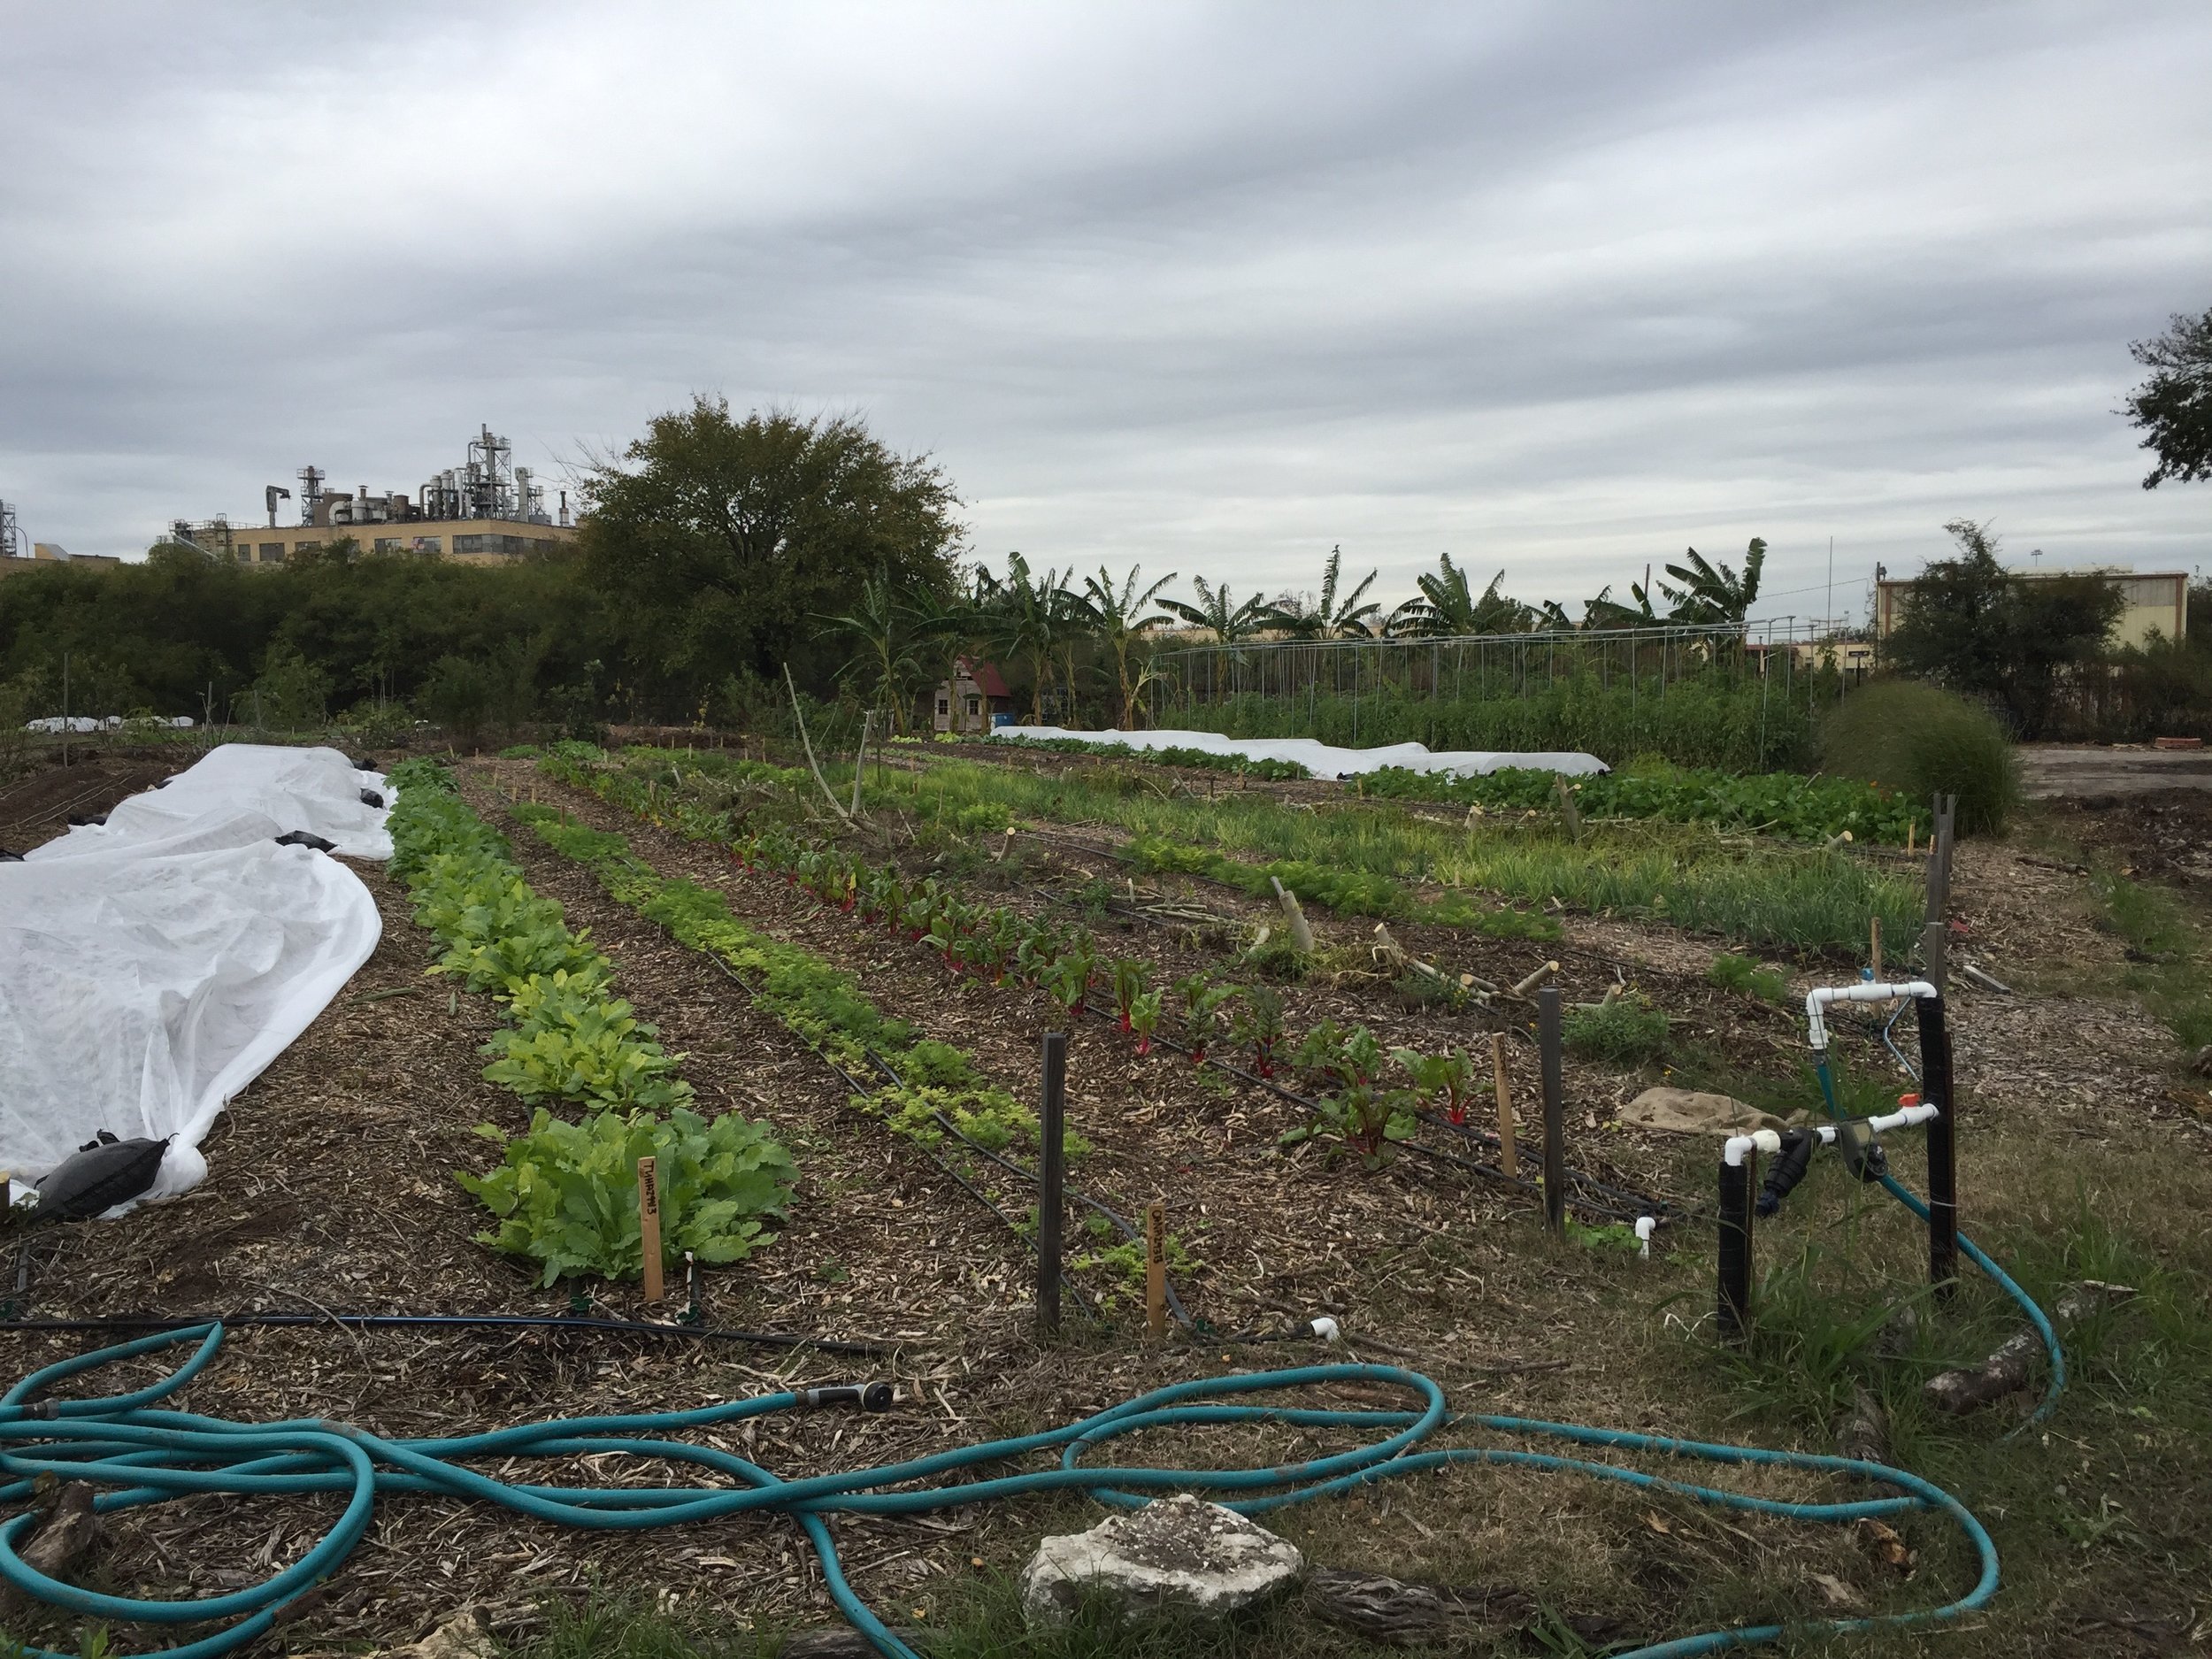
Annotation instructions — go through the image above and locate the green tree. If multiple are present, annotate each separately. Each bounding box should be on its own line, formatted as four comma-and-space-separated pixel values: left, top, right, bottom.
1076, 565, 1178, 727
821, 568, 924, 733
2123, 305, 2212, 488
1658, 538, 1765, 625
1271, 546, 1381, 640
1887, 519, 2124, 738
1387, 556, 1532, 637
1160, 577, 1281, 643
580, 399, 962, 710
978, 553, 1081, 724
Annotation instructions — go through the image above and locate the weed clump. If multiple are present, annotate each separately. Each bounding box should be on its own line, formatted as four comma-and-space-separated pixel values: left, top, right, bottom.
1819, 680, 2020, 836
1562, 991, 1671, 1064
1708, 952, 1791, 1004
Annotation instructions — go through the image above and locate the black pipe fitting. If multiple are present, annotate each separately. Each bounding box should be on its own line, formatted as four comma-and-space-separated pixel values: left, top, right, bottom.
1755, 1129, 1816, 1217
1833, 1118, 1887, 1184
797, 1383, 897, 1412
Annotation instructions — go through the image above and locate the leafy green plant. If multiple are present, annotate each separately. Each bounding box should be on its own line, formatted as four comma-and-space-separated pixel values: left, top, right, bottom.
1126, 989, 1164, 1056
1561, 992, 1671, 1064
1393, 1045, 1476, 1124
1228, 985, 1285, 1076
1175, 972, 1236, 1064
457, 1107, 795, 1286
1281, 1083, 1417, 1167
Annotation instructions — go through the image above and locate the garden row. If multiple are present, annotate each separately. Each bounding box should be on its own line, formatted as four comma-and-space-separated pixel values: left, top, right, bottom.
982, 730, 1924, 848
537, 748, 1676, 1198
386, 759, 796, 1285
640, 743, 1924, 956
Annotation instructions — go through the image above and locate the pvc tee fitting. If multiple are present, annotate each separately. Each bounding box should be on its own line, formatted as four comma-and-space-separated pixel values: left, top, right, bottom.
1804, 979, 1939, 1050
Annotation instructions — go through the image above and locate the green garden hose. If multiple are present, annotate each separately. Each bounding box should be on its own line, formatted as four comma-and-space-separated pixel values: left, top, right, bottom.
1812, 1056, 2065, 1429
0, 1326, 2002, 1659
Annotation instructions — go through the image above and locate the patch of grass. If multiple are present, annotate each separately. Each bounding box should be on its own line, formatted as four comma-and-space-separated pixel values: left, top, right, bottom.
1706, 952, 1790, 1004
1561, 992, 1669, 1064
2091, 864, 2212, 1051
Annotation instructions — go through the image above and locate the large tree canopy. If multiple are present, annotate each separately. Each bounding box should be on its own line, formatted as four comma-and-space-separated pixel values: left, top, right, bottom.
2124, 305, 2212, 488
581, 400, 964, 702
1887, 519, 2123, 738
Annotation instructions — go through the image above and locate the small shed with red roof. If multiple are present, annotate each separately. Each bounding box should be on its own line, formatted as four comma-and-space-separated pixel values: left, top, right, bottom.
934, 657, 1016, 733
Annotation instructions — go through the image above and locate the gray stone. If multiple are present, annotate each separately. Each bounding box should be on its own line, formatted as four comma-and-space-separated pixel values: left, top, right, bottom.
1020, 1493, 1304, 1624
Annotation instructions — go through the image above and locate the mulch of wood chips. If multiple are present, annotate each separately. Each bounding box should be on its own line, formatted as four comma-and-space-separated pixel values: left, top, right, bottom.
3, 753, 2198, 1652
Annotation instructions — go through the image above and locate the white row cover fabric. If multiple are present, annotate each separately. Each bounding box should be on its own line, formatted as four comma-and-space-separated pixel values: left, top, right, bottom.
30, 742, 393, 863
988, 726, 1609, 780
0, 745, 388, 1202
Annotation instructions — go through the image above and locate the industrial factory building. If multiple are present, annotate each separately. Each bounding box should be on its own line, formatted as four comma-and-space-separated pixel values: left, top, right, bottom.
168, 425, 580, 567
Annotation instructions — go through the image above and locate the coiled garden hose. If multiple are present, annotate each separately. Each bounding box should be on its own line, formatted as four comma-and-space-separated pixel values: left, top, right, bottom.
0, 1328, 2001, 1659
1811, 1056, 2064, 1430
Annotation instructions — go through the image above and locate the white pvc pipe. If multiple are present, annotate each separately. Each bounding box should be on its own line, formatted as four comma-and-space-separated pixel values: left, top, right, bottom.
1723, 1128, 1783, 1167
1634, 1217, 1657, 1259
1309, 1316, 1341, 1343
1804, 979, 1939, 1049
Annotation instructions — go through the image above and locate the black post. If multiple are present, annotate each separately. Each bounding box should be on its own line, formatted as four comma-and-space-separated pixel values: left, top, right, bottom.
1037, 1030, 1067, 1337
1717, 1152, 1752, 1340
1539, 987, 1566, 1235
1916, 991, 1958, 1299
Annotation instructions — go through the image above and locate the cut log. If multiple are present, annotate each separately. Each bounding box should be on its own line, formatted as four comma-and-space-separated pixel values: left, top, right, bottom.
0, 1481, 99, 1618
1271, 877, 1315, 956
1923, 1281, 2136, 1416
1834, 1385, 1892, 1465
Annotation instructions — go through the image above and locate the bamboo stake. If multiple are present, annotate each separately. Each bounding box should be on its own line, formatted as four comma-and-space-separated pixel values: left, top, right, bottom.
1489, 1033, 1518, 1178
636, 1156, 664, 1304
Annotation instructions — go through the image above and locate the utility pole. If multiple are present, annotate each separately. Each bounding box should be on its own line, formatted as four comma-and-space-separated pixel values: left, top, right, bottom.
1824, 536, 1833, 636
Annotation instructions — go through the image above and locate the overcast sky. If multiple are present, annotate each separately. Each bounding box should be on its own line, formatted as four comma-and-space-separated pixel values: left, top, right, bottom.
3, 2, 2207, 621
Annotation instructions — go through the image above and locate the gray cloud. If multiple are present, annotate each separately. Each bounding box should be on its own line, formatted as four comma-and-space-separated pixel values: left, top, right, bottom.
1, 0, 2206, 620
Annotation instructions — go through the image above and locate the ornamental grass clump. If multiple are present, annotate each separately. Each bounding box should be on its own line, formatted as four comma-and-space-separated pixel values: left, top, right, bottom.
1818, 680, 2021, 836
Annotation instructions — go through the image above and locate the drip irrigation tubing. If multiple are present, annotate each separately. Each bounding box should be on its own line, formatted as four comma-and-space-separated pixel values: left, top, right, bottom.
0, 1314, 891, 1354
689, 946, 1104, 1322
0, 1329, 2006, 1659
856, 1050, 1196, 1330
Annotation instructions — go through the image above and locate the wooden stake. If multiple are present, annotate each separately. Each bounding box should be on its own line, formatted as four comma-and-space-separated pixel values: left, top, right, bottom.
1489, 1033, 1518, 1178
636, 1156, 664, 1304
1553, 775, 1582, 842
1870, 915, 1883, 982
1144, 1201, 1168, 1341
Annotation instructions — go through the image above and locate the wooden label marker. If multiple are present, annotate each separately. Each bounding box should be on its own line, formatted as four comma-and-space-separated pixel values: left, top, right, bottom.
1489, 1033, 1518, 1178
1870, 915, 1884, 982
637, 1156, 664, 1304
1144, 1201, 1168, 1342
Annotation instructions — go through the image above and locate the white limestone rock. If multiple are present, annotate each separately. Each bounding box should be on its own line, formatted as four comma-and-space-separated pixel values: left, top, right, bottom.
1020, 1493, 1304, 1624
